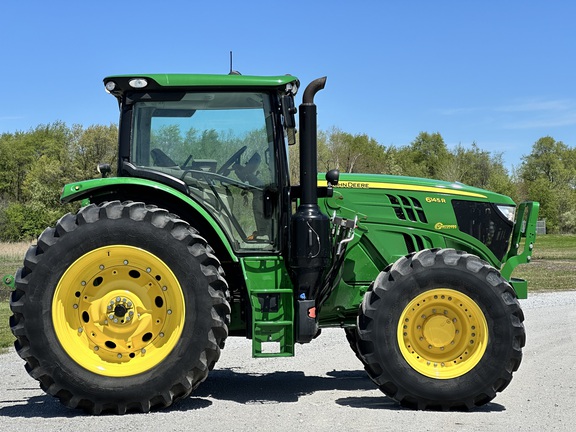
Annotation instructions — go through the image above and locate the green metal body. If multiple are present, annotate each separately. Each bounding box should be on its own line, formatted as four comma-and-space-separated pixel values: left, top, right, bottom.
52, 72, 539, 358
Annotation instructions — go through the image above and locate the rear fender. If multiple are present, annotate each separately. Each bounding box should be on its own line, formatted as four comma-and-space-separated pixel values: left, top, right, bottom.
61, 177, 238, 262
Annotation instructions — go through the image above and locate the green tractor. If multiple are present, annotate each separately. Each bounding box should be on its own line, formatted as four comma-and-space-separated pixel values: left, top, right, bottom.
8, 73, 539, 414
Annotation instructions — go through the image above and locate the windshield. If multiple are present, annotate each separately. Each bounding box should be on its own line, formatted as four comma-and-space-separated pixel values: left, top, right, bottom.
131, 91, 278, 252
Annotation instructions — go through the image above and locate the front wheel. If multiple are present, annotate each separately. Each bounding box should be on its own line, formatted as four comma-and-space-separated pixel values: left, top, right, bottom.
10, 201, 230, 414
357, 248, 525, 410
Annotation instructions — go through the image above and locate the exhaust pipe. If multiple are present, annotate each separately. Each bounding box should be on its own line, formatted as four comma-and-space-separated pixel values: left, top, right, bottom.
290, 77, 330, 343
299, 76, 327, 205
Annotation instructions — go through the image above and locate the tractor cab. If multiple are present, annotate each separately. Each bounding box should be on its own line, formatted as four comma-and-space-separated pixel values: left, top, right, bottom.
104, 74, 300, 253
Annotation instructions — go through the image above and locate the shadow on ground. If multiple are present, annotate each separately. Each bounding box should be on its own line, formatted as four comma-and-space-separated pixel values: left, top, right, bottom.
0, 368, 504, 417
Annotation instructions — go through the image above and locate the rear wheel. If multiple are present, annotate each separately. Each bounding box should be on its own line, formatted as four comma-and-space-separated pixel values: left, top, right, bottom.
357, 248, 525, 410
10, 201, 230, 414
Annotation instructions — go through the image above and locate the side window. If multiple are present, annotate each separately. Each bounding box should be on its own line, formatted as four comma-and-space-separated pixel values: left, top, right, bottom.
131, 92, 278, 252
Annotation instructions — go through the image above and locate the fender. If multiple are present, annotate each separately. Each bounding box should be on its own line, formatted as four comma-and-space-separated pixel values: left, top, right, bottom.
61, 177, 238, 262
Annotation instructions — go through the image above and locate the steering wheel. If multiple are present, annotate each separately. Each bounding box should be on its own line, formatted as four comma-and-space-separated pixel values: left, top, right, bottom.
217, 146, 247, 176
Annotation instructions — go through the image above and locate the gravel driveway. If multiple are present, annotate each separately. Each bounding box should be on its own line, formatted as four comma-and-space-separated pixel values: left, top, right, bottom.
1, 291, 575, 431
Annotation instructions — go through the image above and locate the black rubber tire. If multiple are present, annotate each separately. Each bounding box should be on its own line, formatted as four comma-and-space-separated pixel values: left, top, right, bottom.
356, 248, 525, 410
344, 328, 364, 362
9, 201, 230, 414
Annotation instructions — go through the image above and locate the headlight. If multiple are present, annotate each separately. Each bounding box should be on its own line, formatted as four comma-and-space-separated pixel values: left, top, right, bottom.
104, 81, 116, 92
496, 205, 516, 223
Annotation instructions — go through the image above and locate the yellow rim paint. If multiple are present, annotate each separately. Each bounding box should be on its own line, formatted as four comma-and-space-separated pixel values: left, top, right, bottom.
397, 288, 488, 379
318, 180, 487, 199
52, 245, 185, 377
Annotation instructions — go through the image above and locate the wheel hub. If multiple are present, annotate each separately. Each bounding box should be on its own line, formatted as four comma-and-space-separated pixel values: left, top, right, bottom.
398, 288, 488, 379
423, 315, 455, 348
107, 296, 134, 322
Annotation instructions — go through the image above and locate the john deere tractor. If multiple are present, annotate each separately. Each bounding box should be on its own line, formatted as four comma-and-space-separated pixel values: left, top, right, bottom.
7, 73, 538, 414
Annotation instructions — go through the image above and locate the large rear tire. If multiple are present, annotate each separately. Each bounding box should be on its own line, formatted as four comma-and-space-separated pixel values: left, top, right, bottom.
10, 201, 230, 414
357, 248, 525, 410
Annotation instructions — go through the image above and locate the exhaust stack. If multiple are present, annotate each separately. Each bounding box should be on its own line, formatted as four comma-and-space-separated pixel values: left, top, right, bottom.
290, 77, 330, 343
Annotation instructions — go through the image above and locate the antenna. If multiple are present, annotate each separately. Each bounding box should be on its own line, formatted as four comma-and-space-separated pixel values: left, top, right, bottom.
229, 51, 241, 75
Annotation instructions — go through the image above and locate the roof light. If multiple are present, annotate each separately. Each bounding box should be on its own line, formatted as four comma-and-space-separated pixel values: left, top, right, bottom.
105, 81, 116, 92
129, 78, 148, 89
286, 82, 298, 95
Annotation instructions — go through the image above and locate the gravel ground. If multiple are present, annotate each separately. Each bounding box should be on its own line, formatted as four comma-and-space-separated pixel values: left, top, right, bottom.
0, 291, 575, 431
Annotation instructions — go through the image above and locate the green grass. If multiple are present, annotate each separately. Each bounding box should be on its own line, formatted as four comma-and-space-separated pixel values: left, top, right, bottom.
0, 301, 13, 352
0, 241, 29, 352
0, 236, 574, 352
0, 241, 30, 302
513, 234, 576, 291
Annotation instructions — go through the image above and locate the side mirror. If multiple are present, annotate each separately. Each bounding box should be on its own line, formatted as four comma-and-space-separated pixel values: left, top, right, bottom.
281, 95, 297, 128
281, 95, 297, 145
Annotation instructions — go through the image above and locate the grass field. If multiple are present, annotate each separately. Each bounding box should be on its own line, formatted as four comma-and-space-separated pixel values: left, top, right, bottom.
0, 236, 575, 351
513, 234, 576, 291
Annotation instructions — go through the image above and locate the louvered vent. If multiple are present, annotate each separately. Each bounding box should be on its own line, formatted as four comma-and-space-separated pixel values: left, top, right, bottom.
402, 233, 430, 253
387, 194, 428, 223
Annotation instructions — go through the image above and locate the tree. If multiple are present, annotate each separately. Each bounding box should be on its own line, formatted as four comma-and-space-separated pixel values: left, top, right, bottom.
399, 132, 451, 179
519, 136, 576, 233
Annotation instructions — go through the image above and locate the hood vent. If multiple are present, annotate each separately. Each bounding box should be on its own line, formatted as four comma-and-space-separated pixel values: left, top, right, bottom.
387, 194, 428, 223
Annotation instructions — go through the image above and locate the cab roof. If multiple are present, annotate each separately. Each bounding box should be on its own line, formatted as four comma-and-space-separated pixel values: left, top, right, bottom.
103, 74, 300, 99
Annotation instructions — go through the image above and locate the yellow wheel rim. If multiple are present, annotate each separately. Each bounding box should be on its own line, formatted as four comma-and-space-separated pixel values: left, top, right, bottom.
398, 288, 488, 379
52, 245, 185, 377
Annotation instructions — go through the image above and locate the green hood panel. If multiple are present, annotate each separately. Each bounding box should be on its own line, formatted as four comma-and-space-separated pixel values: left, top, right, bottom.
319, 172, 514, 204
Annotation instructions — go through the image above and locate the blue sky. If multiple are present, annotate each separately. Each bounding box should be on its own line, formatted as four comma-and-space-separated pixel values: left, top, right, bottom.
1, 1, 575, 172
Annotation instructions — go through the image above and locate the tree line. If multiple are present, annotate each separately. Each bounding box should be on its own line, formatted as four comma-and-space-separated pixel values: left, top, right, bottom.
0, 122, 573, 240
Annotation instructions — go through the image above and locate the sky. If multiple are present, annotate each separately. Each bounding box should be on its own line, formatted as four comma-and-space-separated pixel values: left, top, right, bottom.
1, 1, 575, 172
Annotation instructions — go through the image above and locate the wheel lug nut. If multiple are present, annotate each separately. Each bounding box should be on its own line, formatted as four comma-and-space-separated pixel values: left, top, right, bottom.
99, 265, 105, 270
108, 314, 114, 320
167, 309, 172, 315
117, 354, 122, 359
141, 349, 146, 354
94, 346, 99, 351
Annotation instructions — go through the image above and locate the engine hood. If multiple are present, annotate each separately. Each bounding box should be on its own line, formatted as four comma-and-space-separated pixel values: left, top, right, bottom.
320, 172, 515, 205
